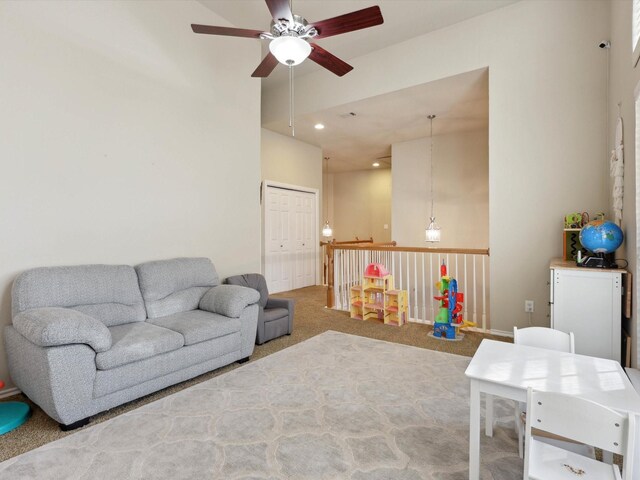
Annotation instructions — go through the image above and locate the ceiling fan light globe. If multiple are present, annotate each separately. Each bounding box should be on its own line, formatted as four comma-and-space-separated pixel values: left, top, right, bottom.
269, 36, 312, 66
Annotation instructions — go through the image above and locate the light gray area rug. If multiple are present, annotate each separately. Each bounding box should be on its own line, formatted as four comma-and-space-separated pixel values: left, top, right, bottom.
0, 331, 522, 479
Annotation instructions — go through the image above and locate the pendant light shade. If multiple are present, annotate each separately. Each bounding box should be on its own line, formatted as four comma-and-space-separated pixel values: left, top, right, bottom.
425, 114, 441, 243
269, 36, 312, 66
322, 221, 333, 238
425, 216, 441, 242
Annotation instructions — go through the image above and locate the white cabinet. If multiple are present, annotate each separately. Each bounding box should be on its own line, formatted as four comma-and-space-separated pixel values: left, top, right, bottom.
550, 260, 623, 362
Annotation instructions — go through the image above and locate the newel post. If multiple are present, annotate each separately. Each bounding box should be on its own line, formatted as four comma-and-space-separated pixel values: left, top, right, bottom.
326, 241, 335, 308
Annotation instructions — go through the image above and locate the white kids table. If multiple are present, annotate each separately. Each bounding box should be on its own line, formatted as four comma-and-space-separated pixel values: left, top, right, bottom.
465, 339, 640, 480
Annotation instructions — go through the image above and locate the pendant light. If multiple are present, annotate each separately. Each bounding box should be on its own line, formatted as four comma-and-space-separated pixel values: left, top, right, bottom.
322, 221, 333, 238
322, 157, 333, 238
425, 114, 441, 242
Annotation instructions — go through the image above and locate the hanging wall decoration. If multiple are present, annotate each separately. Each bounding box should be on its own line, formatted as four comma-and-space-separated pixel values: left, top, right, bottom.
610, 110, 624, 226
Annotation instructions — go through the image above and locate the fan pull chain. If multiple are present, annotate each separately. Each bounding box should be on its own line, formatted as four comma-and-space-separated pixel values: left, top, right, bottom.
289, 65, 295, 137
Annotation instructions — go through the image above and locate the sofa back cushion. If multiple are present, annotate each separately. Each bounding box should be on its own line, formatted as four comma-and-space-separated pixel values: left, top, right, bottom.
12, 265, 146, 327
135, 257, 219, 318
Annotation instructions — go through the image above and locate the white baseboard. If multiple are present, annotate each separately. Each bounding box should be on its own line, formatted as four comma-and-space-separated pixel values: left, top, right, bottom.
0, 386, 21, 399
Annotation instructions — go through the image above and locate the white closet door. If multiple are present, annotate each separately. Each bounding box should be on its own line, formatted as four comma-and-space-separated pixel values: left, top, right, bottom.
265, 185, 317, 294
301, 192, 315, 287
292, 191, 316, 290
265, 188, 292, 293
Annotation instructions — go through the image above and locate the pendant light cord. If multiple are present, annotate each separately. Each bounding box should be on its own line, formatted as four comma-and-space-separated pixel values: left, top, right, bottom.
288, 0, 295, 136
324, 157, 328, 221
429, 115, 435, 218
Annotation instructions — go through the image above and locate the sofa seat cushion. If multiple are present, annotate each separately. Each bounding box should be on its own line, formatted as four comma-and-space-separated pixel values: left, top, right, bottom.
96, 323, 184, 370
264, 308, 289, 322
148, 310, 241, 346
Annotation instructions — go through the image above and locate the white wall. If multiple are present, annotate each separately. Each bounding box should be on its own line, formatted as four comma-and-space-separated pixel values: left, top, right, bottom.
261, 128, 322, 191
609, 0, 639, 366
263, 0, 610, 333
392, 130, 489, 248
261, 128, 323, 281
0, 1, 261, 389
328, 169, 392, 242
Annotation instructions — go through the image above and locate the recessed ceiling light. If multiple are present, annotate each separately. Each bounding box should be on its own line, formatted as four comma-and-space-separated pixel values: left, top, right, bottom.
314, 123, 325, 130
372, 162, 380, 167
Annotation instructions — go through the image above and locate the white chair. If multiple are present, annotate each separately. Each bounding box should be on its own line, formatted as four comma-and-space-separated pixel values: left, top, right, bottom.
513, 326, 579, 458
513, 326, 574, 354
523, 387, 635, 480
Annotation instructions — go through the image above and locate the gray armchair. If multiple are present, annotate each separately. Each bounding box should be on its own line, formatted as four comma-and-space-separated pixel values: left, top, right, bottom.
225, 274, 294, 345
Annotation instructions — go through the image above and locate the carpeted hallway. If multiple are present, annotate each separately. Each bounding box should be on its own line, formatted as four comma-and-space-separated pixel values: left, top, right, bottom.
0, 285, 508, 462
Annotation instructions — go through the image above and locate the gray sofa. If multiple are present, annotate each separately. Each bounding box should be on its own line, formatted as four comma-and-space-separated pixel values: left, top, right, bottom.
4, 257, 260, 430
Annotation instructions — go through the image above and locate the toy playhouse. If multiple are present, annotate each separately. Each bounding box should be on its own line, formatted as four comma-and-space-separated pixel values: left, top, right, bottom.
350, 263, 408, 326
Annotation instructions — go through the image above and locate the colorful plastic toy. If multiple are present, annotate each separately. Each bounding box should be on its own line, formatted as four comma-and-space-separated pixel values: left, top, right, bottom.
0, 379, 31, 435
430, 261, 475, 341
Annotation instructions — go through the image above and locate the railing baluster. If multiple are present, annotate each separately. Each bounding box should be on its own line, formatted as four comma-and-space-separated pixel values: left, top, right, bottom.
405, 252, 410, 319
339, 250, 344, 310
430, 253, 434, 323
334, 249, 339, 309
413, 252, 418, 322
455, 254, 459, 285
464, 254, 468, 324
421, 252, 426, 322
482, 255, 487, 331
473, 255, 478, 327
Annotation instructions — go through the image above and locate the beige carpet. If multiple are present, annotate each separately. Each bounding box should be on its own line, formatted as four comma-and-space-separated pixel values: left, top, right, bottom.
0, 331, 521, 479
0, 285, 509, 462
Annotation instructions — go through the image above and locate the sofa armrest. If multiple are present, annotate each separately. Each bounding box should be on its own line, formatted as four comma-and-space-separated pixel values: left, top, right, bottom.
266, 297, 294, 312
12, 307, 112, 353
199, 285, 260, 318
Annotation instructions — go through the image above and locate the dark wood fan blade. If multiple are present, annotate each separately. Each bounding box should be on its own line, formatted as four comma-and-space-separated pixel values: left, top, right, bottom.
191, 24, 264, 38
309, 43, 353, 77
251, 52, 279, 77
265, 0, 293, 24
311, 6, 384, 40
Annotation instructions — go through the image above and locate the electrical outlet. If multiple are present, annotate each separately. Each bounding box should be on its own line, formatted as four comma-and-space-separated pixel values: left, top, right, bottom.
525, 300, 534, 313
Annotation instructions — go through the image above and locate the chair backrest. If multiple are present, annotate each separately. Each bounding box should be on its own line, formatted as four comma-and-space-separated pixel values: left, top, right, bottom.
225, 274, 269, 308
524, 387, 635, 479
514, 326, 575, 353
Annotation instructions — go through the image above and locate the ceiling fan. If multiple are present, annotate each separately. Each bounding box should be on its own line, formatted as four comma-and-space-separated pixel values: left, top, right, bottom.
191, 0, 384, 78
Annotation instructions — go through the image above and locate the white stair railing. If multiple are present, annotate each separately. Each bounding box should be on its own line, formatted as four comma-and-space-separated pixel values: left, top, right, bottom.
328, 245, 490, 332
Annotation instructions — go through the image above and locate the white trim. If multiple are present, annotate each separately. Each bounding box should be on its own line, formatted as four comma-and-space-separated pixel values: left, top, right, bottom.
261, 180, 321, 288
634, 82, 640, 367
263, 180, 319, 195
634, 0, 640, 67
0, 386, 21, 399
